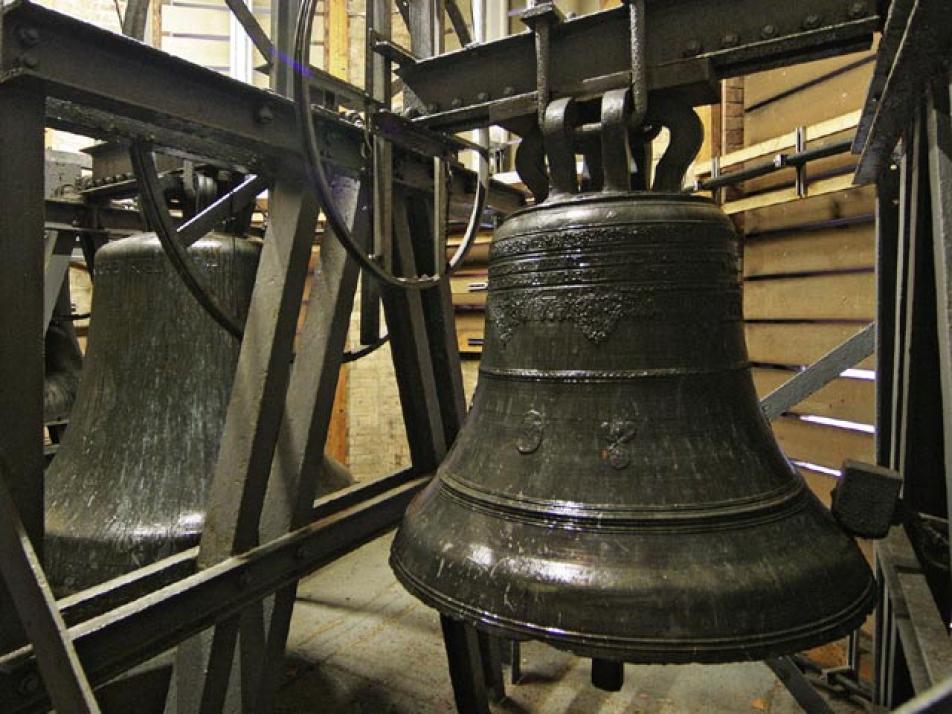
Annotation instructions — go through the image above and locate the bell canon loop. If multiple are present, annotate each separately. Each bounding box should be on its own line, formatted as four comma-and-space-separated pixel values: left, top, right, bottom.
390, 191, 876, 664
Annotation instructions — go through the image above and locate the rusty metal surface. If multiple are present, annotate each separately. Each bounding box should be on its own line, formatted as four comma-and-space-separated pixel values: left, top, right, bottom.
391, 192, 876, 664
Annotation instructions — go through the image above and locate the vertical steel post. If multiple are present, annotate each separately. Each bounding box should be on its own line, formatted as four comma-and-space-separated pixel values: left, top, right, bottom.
0, 85, 46, 650
924, 73, 952, 577
272, 0, 303, 96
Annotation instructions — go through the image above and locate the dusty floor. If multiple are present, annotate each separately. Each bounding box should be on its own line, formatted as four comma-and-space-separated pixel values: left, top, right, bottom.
272, 534, 867, 713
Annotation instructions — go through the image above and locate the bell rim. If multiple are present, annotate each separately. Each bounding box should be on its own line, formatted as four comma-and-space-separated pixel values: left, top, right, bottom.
390, 552, 877, 664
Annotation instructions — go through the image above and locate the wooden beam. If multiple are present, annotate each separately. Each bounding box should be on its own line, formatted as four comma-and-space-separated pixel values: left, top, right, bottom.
327, 0, 348, 80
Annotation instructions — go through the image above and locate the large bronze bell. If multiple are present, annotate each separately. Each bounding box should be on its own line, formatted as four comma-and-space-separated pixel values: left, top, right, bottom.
391, 191, 876, 664
45, 232, 350, 595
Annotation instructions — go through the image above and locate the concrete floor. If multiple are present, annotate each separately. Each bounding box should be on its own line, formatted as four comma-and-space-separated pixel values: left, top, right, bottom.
273, 534, 865, 714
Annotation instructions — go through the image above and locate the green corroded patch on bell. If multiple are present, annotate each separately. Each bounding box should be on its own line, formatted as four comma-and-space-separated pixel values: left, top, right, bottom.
390, 191, 876, 665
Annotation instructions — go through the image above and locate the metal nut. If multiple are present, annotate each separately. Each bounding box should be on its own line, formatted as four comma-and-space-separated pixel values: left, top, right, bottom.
802, 14, 821, 30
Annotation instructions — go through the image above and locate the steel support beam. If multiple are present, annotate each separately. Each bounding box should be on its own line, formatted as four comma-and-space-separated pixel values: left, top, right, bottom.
172, 178, 320, 712
766, 658, 834, 714
855, 0, 952, 183
0, 2, 524, 214
252, 178, 368, 714
0, 475, 428, 714
924, 73, 952, 571
0, 84, 46, 651
396, 0, 878, 132
121, 0, 151, 41
760, 323, 875, 421
0, 475, 100, 713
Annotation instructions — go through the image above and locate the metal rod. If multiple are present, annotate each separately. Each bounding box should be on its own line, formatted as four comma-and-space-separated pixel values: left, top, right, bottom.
697, 138, 854, 191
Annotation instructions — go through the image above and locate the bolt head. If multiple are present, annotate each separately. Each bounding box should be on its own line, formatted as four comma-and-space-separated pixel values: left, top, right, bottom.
17, 26, 40, 47
848, 1, 867, 19
18, 674, 40, 695
256, 105, 275, 124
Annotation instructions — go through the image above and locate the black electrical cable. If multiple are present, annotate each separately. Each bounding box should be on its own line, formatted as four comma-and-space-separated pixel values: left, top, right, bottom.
293, 0, 490, 290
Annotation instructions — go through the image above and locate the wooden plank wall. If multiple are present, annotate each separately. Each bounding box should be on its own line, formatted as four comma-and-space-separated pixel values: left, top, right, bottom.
733, 49, 877, 494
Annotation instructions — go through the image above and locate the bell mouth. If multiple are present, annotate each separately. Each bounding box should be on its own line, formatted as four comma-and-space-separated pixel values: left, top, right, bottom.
392, 551, 876, 665
390, 477, 877, 664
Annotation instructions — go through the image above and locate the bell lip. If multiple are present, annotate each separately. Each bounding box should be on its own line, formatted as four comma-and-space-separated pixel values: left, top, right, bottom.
506, 190, 717, 222
390, 552, 877, 664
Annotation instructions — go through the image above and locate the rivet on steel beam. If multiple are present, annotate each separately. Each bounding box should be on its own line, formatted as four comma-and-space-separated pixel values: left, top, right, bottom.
802, 14, 821, 30
427, 103, 439, 113
683, 40, 702, 57
295, 545, 309, 561
760, 24, 777, 39
502, 86, 515, 97
17, 674, 40, 696
255, 104, 275, 125
238, 571, 253, 588
477, 92, 490, 102
17, 26, 40, 47
20, 53, 39, 69
848, 1, 867, 19
451, 97, 463, 108
721, 33, 739, 48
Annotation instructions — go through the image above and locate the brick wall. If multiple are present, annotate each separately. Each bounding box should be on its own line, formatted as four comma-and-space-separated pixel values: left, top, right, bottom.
37, 0, 126, 31
344, 278, 481, 480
